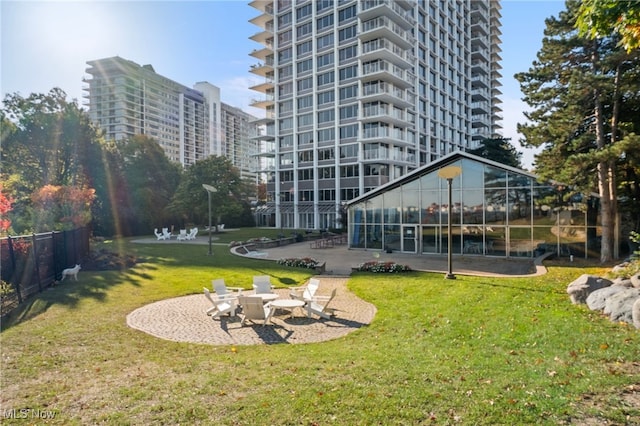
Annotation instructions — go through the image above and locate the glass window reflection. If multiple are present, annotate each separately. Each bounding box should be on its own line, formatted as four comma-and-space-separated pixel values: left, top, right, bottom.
485, 165, 506, 188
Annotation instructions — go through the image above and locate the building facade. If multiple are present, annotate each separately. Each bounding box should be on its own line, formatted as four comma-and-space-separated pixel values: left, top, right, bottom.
249, 0, 503, 230
347, 152, 601, 259
221, 103, 261, 181
84, 56, 258, 174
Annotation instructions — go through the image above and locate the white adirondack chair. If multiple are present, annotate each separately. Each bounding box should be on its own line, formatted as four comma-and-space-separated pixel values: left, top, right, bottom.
203, 288, 237, 318
238, 296, 272, 326
306, 288, 337, 320
289, 278, 320, 302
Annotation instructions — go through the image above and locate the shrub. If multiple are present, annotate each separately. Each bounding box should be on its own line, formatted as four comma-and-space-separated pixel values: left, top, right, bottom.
356, 261, 412, 273
277, 257, 320, 269
0, 280, 14, 297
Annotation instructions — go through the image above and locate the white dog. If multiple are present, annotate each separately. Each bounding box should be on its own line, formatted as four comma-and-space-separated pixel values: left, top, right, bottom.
60, 264, 81, 281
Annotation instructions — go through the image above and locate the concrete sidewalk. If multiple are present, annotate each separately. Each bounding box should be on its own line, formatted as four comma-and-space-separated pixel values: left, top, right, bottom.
247, 241, 541, 277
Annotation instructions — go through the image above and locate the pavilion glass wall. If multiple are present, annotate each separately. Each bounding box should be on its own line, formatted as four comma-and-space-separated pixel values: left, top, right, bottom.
348, 159, 598, 258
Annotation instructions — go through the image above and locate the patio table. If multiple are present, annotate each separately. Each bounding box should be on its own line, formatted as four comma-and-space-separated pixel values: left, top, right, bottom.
253, 293, 279, 303
267, 299, 305, 320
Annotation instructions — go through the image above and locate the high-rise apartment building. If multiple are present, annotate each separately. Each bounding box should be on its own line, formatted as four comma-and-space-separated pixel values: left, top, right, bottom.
249, 0, 502, 230
84, 56, 258, 177
221, 103, 261, 181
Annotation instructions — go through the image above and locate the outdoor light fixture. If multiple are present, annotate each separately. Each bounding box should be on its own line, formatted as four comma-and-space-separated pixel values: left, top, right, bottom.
438, 165, 462, 279
202, 184, 217, 256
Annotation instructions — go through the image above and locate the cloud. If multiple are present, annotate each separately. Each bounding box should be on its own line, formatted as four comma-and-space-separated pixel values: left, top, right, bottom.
219, 76, 264, 117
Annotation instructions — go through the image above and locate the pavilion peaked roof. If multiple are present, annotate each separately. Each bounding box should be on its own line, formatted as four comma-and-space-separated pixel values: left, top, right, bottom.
347, 150, 538, 206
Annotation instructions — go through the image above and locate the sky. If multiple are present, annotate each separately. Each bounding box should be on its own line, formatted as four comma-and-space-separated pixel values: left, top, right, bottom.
1, 0, 567, 169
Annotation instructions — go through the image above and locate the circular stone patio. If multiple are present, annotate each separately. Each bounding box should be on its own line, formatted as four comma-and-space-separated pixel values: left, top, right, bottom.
126, 277, 377, 345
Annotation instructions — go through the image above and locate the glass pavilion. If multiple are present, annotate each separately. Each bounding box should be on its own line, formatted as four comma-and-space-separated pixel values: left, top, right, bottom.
347, 152, 601, 258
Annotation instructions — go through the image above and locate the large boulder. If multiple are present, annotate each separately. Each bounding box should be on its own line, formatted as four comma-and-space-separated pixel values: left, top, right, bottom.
611, 277, 633, 288
603, 288, 640, 324
567, 274, 612, 304
611, 262, 631, 274
633, 299, 640, 329
586, 286, 627, 311
631, 273, 640, 289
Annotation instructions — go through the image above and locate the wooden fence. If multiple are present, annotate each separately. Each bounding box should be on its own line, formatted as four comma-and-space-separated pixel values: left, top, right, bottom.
0, 227, 90, 316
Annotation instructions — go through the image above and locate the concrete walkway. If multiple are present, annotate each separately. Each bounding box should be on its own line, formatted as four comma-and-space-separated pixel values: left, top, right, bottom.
249, 241, 541, 277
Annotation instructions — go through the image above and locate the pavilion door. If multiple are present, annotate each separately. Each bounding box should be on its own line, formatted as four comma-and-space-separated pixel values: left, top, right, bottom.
402, 225, 418, 253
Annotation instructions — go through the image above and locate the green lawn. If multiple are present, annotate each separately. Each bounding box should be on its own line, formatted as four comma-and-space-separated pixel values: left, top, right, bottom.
1, 233, 638, 425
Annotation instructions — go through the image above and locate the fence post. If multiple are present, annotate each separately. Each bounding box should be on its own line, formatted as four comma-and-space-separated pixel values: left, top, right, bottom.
31, 234, 42, 292
6, 236, 22, 304
52, 231, 59, 281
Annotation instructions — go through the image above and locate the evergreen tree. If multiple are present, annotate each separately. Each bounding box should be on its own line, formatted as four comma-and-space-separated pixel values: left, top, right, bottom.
468, 137, 523, 169
515, 0, 640, 262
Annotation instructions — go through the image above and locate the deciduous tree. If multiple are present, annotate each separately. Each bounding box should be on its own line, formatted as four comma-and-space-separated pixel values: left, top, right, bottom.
576, 0, 640, 52
117, 135, 182, 235
1, 88, 106, 233
169, 156, 254, 228
31, 185, 96, 231
0, 184, 14, 235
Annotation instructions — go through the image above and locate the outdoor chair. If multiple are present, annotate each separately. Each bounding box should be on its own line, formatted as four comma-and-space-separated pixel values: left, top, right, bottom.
203, 288, 237, 318
162, 227, 172, 240
237, 296, 272, 326
464, 240, 481, 254
187, 227, 198, 240
306, 288, 337, 320
212, 278, 243, 298
177, 229, 188, 241
290, 278, 320, 302
252, 275, 273, 294
154, 228, 165, 241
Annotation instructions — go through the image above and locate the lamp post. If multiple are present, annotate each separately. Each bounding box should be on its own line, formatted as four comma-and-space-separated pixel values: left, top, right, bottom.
202, 184, 217, 256
438, 165, 462, 279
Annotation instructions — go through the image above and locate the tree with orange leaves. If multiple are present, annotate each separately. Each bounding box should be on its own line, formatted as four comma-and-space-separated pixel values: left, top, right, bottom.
0, 184, 14, 234
31, 185, 96, 232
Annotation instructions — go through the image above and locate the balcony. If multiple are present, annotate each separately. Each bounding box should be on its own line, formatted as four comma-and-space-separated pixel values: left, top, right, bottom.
249, 0, 273, 15
361, 125, 413, 147
471, 21, 488, 36
471, 88, 489, 102
471, 46, 489, 61
360, 38, 414, 68
471, 74, 489, 89
249, 23, 274, 45
361, 103, 414, 127
361, 81, 415, 108
249, 11, 272, 28
471, 101, 489, 114
249, 79, 274, 93
361, 59, 415, 88
249, 59, 274, 77
250, 94, 275, 109
250, 44, 273, 60
360, 16, 414, 48
360, 0, 415, 29
363, 150, 416, 164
